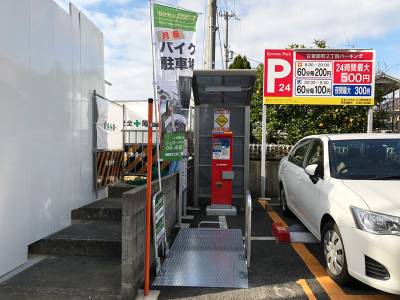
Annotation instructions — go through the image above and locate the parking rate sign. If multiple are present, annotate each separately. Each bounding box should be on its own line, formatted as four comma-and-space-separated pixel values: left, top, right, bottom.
263, 49, 375, 105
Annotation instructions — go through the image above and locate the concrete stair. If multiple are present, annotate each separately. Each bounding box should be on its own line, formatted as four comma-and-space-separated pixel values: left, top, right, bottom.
29, 194, 126, 258
29, 220, 122, 257
71, 197, 122, 222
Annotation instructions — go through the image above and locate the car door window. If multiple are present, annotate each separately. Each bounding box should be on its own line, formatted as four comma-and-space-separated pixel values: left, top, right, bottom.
305, 140, 324, 179
288, 140, 313, 168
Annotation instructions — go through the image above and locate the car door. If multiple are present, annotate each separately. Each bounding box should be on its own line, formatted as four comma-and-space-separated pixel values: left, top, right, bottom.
297, 139, 325, 235
284, 139, 313, 217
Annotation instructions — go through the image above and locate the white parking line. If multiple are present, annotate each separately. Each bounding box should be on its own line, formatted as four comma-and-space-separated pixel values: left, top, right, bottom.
250, 236, 276, 241
242, 236, 276, 241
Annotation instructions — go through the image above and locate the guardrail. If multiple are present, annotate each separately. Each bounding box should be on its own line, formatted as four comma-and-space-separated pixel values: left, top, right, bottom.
245, 190, 252, 268
249, 144, 293, 161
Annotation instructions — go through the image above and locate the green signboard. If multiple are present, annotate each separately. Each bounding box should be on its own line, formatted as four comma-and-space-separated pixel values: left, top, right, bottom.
162, 133, 185, 161
153, 4, 198, 32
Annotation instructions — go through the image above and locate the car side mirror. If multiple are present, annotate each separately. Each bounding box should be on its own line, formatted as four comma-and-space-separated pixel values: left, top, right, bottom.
305, 164, 318, 177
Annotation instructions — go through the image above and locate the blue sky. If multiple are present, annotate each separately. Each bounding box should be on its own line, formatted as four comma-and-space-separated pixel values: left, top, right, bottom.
55, 0, 400, 100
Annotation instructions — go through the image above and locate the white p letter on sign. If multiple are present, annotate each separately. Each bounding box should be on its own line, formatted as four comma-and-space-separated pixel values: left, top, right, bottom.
267, 59, 291, 93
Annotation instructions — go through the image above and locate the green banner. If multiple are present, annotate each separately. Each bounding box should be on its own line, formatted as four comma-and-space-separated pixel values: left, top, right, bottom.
162, 133, 185, 161
153, 4, 198, 32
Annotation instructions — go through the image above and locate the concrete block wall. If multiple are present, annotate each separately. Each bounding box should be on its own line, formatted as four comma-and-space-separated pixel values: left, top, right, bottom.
249, 160, 281, 198
121, 173, 178, 299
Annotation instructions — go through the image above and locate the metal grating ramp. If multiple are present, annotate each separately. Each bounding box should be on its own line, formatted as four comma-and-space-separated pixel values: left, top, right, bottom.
153, 228, 248, 288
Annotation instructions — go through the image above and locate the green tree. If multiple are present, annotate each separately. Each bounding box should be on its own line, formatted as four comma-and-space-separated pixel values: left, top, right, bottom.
228, 55, 251, 69
250, 40, 388, 144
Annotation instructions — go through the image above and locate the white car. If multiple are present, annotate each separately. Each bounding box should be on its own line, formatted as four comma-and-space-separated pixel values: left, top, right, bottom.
278, 133, 400, 295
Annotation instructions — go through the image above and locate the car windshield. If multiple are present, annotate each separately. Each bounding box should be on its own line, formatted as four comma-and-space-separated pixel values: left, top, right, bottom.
328, 138, 400, 180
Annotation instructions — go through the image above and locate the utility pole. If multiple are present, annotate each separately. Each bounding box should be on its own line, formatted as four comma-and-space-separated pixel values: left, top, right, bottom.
205, 0, 217, 69
219, 11, 238, 69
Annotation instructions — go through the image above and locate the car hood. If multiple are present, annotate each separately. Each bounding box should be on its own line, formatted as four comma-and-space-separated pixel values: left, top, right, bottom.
343, 180, 400, 216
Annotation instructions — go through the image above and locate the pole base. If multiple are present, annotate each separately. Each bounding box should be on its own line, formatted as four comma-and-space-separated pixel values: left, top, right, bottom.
135, 289, 160, 300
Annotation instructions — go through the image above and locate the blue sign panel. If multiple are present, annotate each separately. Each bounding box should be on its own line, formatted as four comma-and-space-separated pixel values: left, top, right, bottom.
333, 85, 372, 97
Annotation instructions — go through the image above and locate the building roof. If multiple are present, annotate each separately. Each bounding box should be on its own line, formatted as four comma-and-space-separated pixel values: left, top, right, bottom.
192, 69, 257, 106
376, 72, 400, 95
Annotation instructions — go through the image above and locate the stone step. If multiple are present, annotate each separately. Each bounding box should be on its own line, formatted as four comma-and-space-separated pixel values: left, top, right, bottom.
71, 197, 122, 221
29, 220, 121, 258
108, 182, 135, 197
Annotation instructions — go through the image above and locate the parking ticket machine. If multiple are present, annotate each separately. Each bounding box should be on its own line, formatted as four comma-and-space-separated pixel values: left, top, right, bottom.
211, 131, 234, 207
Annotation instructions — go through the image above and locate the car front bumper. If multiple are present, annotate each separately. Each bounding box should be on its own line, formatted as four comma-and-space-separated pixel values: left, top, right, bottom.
340, 226, 400, 295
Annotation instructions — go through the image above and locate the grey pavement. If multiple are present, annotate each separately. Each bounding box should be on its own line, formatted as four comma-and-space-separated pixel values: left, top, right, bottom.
0, 197, 397, 300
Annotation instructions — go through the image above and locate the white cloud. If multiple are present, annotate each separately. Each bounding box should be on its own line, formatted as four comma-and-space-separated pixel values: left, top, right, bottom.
55, 0, 400, 100
228, 0, 400, 65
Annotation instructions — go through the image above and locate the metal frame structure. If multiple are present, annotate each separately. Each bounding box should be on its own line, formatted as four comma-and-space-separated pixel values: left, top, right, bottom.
192, 70, 256, 208
245, 190, 252, 268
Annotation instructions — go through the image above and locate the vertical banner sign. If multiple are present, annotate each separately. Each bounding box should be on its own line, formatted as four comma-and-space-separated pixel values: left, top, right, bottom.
263, 49, 375, 105
152, 3, 198, 137
95, 95, 124, 150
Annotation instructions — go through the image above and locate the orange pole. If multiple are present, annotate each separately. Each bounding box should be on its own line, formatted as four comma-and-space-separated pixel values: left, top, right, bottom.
144, 98, 153, 296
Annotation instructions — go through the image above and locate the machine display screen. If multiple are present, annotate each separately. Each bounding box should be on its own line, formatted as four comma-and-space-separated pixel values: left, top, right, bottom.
212, 138, 230, 160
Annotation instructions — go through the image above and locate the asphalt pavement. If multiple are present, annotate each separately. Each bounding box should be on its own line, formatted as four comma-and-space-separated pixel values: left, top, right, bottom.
154, 197, 400, 300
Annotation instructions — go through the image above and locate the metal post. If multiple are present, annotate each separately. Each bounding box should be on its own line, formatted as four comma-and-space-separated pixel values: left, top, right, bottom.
392, 91, 395, 132
206, 0, 217, 69
149, 0, 162, 191
220, 11, 237, 69
367, 107, 374, 133
177, 162, 183, 227
194, 106, 200, 208
92, 90, 99, 199
260, 104, 267, 198
122, 104, 126, 148
224, 12, 229, 69
245, 191, 252, 268
144, 98, 153, 296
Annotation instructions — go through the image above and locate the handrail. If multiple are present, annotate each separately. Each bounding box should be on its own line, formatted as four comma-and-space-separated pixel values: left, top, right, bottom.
198, 221, 225, 230
245, 190, 252, 268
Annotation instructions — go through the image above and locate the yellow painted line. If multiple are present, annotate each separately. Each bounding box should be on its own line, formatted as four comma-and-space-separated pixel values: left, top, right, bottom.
296, 279, 317, 300
259, 199, 395, 300
258, 197, 271, 201
292, 243, 346, 297
258, 199, 267, 209
268, 211, 288, 227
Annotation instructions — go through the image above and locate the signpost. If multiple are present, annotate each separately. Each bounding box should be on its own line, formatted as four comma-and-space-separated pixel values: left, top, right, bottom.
261, 49, 376, 198
161, 132, 185, 160
264, 49, 375, 105
152, 191, 168, 274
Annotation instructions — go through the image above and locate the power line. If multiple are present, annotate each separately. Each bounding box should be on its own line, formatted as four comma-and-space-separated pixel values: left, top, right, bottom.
216, 13, 225, 68
230, 50, 263, 65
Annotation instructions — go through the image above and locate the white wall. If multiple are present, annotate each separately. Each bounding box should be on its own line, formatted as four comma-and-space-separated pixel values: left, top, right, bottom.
0, 0, 105, 276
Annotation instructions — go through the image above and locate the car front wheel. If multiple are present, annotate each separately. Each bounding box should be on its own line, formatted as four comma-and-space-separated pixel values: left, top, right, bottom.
322, 221, 352, 285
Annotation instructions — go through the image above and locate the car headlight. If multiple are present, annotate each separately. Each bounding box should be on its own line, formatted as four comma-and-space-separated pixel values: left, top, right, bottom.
351, 207, 400, 236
